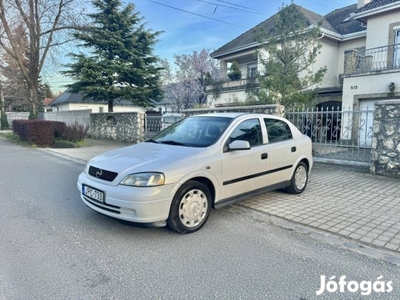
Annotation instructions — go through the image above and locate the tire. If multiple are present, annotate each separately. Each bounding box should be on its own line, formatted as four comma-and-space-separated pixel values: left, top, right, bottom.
286, 162, 308, 194
167, 181, 211, 234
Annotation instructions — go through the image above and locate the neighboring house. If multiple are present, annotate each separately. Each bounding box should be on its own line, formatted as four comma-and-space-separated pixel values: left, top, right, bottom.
43, 97, 55, 112
49, 88, 150, 114
207, 0, 400, 116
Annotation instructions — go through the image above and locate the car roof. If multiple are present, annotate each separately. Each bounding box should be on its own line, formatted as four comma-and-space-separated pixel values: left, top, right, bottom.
190, 112, 285, 120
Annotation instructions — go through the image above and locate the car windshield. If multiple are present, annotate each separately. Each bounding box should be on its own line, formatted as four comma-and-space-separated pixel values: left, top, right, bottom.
149, 116, 232, 147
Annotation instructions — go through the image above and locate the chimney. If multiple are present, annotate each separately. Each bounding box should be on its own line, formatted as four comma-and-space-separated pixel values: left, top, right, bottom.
358, 0, 372, 9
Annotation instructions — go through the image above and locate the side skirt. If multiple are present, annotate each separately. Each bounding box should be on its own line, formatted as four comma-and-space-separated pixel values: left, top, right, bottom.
214, 181, 290, 209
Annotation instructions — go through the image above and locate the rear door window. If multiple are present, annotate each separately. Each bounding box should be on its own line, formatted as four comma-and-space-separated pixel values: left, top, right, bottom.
264, 118, 293, 143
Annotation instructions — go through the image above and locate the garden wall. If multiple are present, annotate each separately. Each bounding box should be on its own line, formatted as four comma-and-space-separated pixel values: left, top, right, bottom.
39, 110, 91, 126
5, 112, 30, 128
370, 100, 400, 177
90, 112, 145, 143
182, 104, 285, 117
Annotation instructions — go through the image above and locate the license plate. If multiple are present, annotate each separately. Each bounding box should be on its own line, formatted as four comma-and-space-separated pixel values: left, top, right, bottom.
82, 185, 104, 203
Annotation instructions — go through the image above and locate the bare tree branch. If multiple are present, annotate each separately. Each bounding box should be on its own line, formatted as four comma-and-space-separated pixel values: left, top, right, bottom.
0, 0, 86, 116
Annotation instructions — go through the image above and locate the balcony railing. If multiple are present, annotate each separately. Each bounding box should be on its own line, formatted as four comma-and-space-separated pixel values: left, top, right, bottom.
344, 44, 400, 75
215, 61, 259, 81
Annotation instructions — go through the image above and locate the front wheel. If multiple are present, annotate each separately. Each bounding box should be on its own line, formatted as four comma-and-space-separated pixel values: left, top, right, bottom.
286, 162, 308, 194
167, 181, 212, 234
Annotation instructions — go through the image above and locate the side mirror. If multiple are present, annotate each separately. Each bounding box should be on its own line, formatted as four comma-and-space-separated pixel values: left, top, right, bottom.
229, 140, 251, 151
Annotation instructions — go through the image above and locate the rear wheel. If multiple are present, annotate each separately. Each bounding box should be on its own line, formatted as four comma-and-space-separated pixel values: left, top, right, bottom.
167, 181, 211, 233
286, 162, 308, 194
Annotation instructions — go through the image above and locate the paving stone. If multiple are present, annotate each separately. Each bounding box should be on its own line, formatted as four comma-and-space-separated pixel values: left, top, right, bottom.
377, 235, 392, 242
386, 244, 399, 251
360, 237, 374, 243
338, 229, 351, 235
349, 233, 362, 239
362, 232, 380, 239
237, 162, 400, 254
372, 240, 386, 247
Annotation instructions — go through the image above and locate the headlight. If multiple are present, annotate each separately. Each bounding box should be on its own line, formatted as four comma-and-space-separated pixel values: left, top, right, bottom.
120, 172, 165, 187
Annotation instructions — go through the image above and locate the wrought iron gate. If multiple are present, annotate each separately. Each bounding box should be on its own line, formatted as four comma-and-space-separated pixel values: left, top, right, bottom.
285, 107, 374, 166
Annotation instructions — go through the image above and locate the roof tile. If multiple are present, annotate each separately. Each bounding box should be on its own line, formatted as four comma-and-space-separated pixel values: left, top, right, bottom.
211, 3, 365, 58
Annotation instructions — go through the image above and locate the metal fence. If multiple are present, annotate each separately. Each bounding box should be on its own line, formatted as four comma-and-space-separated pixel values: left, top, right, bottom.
144, 108, 374, 166
145, 114, 184, 138
285, 107, 374, 166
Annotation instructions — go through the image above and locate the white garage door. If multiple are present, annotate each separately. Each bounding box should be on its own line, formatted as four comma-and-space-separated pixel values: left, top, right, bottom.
359, 100, 375, 147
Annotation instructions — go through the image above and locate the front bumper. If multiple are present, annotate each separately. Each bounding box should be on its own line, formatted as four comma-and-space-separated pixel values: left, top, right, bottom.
77, 172, 177, 225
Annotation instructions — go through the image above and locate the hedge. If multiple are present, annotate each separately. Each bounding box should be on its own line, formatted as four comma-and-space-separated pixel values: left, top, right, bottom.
12, 120, 67, 147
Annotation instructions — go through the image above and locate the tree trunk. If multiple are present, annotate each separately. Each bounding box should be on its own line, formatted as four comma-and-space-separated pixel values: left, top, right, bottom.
0, 82, 6, 129
108, 99, 113, 112
28, 82, 39, 119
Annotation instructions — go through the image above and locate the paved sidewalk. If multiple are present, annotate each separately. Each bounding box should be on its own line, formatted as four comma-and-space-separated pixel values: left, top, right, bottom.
44, 138, 400, 256
240, 163, 400, 254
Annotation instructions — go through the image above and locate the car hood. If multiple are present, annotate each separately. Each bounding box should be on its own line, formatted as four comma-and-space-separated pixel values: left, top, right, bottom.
88, 141, 205, 174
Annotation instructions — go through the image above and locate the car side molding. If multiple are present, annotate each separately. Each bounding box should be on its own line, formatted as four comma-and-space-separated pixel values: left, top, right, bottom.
214, 181, 290, 209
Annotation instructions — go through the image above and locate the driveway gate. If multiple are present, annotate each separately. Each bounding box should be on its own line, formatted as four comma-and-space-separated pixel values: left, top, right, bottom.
285, 107, 374, 166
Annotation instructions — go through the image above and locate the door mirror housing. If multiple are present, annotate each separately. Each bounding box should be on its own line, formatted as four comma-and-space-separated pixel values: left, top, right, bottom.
228, 140, 251, 151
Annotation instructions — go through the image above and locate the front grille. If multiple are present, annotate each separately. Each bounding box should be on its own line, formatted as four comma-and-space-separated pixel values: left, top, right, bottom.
89, 166, 118, 182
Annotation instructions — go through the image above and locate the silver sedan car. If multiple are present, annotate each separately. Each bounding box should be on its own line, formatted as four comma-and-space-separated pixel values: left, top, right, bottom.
77, 113, 312, 233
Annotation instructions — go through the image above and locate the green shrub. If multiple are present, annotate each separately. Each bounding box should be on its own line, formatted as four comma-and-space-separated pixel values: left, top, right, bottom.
53, 122, 67, 139
228, 61, 242, 81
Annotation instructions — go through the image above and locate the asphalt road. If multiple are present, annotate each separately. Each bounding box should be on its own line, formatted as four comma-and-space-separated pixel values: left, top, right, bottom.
1, 139, 399, 300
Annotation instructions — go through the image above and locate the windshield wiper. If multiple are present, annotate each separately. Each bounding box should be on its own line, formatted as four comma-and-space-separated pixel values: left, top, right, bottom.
160, 140, 187, 146
145, 139, 159, 143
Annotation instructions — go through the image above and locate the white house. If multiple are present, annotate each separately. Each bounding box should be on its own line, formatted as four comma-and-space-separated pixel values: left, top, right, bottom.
49, 88, 147, 113
208, 0, 400, 112
342, 0, 400, 113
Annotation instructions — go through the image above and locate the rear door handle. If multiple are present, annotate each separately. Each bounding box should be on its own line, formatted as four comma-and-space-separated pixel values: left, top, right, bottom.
261, 153, 268, 160
291, 146, 296, 152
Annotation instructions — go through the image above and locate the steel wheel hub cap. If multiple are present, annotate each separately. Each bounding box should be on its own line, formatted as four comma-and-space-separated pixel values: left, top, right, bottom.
179, 189, 208, 228
295, 166, 307, 190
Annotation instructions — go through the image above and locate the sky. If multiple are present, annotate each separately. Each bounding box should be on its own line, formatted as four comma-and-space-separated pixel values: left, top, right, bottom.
46, 0, 357, 94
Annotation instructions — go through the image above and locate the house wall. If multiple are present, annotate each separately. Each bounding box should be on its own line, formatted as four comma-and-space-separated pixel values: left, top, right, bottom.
208, 90, 248, 108
365, 10, 400, 48
315, 39, 340, 88
342, 70, 400, 109
53, 103, 146, 113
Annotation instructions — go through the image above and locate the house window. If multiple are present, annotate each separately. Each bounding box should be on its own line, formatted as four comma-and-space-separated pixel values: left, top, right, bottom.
394, 29, 400, 68
99, 107, 104, 113
247, 64, 258, 78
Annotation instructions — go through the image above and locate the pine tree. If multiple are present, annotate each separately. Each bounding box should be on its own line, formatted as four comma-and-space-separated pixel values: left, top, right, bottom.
256, 3, 327, 108
63, 0, 163, 112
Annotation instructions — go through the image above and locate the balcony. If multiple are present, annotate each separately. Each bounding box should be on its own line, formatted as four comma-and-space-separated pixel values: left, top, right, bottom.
213, 61, 259, 91
344, 44, 400, 75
